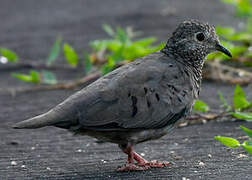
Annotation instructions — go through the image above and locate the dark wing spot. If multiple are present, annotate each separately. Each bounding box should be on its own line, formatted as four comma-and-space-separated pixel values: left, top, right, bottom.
144, 87, 148, 94
155, 93, 160, 101
174, 75, 178, 79
169, 64, 173, 67
182, 90, 187, 97
128, 92, 131, 97
150, 88, 155, 92
147, 99, 151, 108
131, 96, 138, 117
184, 69, 190, 77
177, 96, 182, 103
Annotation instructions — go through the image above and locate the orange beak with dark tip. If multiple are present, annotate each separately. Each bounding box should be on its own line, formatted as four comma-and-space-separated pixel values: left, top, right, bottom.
216, 43, 232, 58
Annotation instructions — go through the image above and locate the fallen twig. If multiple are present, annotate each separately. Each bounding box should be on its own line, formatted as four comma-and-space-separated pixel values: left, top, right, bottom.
179, 111, 230, 127
0, 61, 77, 71
0, 72, 101, 96
203, 60, 252, 85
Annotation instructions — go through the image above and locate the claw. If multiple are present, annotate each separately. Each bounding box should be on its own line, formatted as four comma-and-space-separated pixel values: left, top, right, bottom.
117, 163, 150, 171
119, 145, 170, 171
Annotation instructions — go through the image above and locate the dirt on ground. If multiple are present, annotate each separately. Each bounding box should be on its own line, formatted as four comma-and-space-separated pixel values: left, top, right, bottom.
0, 0, 251, 179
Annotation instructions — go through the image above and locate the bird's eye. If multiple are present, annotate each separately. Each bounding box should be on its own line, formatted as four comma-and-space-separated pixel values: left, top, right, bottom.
196, 32, 205, 41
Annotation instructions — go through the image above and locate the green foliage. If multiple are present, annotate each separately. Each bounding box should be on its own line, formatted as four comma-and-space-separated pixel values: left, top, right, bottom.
215, 126, 252, 155
193, 100, 210, 112
240, 125, 252, 138
102, 24, 115, 37
0, 48, 18, 63
232, 112, 252, 121
47, 36, 62, 66
208, 0, 252, 66
84, 53, 93, 74
63, 43, 79, 67
89, 25, 165, 75
12, 70, 58, 85
233, 85, 251, 110
12, 70, 40, 84
221, 0, 252, 17
219, 85, 252, 121
214, 136, 240, 148
218, 91, 232, 111
41, 71, 57, 85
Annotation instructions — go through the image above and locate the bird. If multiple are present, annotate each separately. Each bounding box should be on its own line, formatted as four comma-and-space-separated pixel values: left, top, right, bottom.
13, 20, 232, 171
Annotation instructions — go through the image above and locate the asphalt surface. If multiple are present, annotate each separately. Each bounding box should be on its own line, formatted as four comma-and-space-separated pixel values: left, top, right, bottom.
0, 0, 251, 179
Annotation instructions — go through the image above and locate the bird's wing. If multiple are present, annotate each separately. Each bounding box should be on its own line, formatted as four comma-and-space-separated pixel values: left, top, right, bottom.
54, 52, 193, 131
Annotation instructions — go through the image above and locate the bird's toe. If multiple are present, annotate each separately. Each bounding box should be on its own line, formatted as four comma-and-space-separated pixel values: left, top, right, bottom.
117, 163, 150, 172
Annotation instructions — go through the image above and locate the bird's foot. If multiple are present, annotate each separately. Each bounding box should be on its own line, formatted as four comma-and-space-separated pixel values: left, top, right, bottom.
117, 163, 150, 172
133, 151, 170, 168
138, 160, 170, 168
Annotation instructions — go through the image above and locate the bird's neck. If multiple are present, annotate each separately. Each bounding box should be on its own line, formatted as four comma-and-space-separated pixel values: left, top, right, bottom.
161, 45, 205, 98
161, 44, 206, 76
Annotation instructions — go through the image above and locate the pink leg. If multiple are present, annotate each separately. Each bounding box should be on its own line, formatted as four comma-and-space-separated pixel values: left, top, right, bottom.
117, 146, 149, 171
117, 145, 170, 171
133, 152, 170, 168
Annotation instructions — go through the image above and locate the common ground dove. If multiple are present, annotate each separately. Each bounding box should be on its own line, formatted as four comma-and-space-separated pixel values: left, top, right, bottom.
13, 20, 232, 171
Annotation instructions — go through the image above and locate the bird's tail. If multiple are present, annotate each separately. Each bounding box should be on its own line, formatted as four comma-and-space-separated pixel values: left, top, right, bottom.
12, 109, 61, 129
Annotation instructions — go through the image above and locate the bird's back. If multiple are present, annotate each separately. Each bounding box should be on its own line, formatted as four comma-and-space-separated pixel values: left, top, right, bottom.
14, 52, 197, 136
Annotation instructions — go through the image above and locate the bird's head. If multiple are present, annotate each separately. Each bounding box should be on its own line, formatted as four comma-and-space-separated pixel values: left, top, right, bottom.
162, 20, 232, 66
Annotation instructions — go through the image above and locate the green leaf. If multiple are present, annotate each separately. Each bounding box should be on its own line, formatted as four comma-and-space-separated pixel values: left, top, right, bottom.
132, 37, 157, 47
221, 0, 237, 5
218, 91, 232, 111
0, 48, 18, 62
240, 126, 252, 138
233, 85, 251, 111
47, 36, 62, 66
241, 144, 252, 155
236, 0, 251, 17
229, 32, 252, 42
42, 71, 57, 85
193, 100, 210, 112
63, 43, 79, 67
214, 136, 240, 148
30, 71, 40, 83
102, 24, 115, 37
11, 70, 40, 84
101, 56, 115, 75
84, 53, 92, 73
244, 140, 252, 146
116, 27, 128, 43
232, 112, 252, 121
216, 26, 235, 39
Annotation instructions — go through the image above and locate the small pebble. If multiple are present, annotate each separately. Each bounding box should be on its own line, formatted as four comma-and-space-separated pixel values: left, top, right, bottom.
202, 119, 207, 124
21, 165, 26, 168
77, 149, 82, 152
31, 147, 35, 150
198, 161, 205, 167
183, 138, 189, 142
140, 153, 145, 156
173, 155, 182, 160
11, 161, 17, 166
182, 177, 190, 180
101, 159, 107, 163
0, 56, 8, 64
237, 154, 247, 158
208, 154, 212, 158
46, 167, 51, 170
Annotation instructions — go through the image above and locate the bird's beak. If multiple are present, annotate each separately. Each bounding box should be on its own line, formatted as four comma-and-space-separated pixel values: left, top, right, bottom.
216, 43, 232, 57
